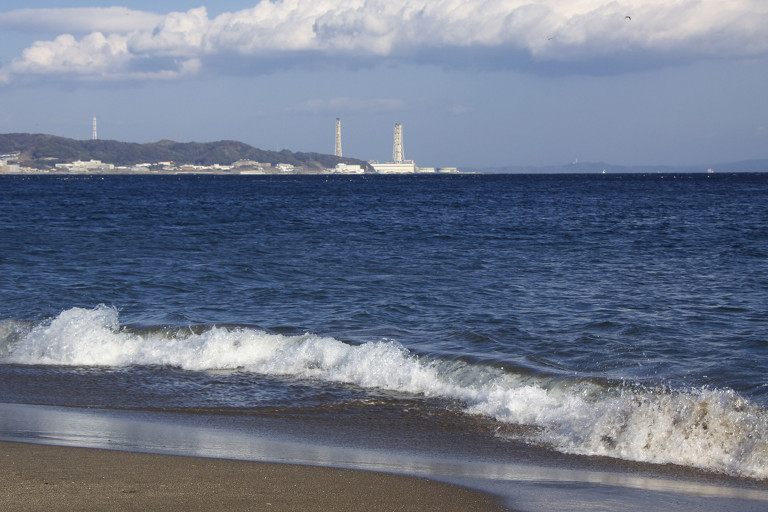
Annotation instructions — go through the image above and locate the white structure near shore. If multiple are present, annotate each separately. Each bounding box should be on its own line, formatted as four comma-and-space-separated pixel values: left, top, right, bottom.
332, 163, 364, 174
55, 159, 114, 172
369, 161, 417, 173
368, 123, 458, 174
0, 153, 21, 173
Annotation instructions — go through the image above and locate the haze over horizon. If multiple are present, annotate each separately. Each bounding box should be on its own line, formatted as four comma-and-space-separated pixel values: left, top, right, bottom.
1, 1, 767, 169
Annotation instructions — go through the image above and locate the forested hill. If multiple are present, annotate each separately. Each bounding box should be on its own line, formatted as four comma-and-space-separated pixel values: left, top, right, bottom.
0, 133, 366, 169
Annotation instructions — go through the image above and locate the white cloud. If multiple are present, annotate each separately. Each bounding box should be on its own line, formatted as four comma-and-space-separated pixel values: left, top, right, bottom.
449, 104, 471, 116
205, 2, 329, 53
289, 97, 406, 113
1, 32, 130, 79
129, 7, 209, 57
0, 7, 164, 34
0, 30, 200, 83
1, 0, 767, 83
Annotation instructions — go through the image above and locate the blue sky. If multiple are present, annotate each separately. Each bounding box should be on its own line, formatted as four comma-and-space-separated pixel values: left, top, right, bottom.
1, 1, 767, 169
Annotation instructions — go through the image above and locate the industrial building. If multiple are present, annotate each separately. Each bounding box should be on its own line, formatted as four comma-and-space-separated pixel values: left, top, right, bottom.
369, 123, 418, 173
367, 122, 458, 173
0, 153, 21, 173
55, 160, 115, 172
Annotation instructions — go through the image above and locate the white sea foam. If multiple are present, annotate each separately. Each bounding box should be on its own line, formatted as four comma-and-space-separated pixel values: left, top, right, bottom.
3, 306, 767, 479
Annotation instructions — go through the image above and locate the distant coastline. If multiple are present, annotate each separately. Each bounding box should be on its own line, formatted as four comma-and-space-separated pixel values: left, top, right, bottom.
1, 133, 766, 175
476, 159, 768, 175
0, 133, 463, 175
0, 133, 374, 175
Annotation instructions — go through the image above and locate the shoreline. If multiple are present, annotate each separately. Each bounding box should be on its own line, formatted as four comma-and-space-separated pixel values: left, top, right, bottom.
3, 403, 768, 512
1, 441, 511, 512
0, 169, 466, 176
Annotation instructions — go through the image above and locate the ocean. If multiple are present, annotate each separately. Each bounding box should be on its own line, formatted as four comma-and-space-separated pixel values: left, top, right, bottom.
1, 173, 767, 510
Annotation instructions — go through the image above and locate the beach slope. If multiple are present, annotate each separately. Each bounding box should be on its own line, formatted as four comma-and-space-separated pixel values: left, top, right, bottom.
1, 441, 511, 512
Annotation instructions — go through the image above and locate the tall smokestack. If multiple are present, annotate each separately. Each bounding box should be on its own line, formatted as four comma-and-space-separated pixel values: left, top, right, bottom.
335, 118, 342, 157
393, 123, 404, 163
92, 117, 98, 141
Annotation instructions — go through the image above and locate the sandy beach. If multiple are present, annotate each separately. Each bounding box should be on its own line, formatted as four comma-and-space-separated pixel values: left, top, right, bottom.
1, 441, 512, 511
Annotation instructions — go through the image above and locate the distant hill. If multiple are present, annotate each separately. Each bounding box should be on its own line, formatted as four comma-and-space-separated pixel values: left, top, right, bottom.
475, 159, 768, 174
0, 133, 368, 170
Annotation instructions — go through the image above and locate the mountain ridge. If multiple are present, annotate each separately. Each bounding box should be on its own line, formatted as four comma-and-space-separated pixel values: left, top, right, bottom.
0, 133, 366, 170
3, 133, 766, 173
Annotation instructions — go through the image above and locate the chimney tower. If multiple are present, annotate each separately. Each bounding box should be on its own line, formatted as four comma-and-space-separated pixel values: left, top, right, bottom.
393, 123, 404, 163
335, 118, 342, 157
92, 117, 98, 141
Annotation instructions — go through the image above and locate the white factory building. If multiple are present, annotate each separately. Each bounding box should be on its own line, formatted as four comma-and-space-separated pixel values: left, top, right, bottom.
55, 159, 115, 172
369, 161, 418, 173
365, 122, 458, 174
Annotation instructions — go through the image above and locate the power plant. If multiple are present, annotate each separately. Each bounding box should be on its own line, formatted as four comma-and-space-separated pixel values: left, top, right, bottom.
332, 119, 459, 174
369, 122, 417, 173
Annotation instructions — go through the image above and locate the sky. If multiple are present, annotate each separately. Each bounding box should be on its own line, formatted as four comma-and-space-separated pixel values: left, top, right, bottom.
1, 1, 767, 169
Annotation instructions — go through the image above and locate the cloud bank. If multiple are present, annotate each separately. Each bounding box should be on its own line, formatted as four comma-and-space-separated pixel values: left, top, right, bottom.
1, 0, 767, 82
0, 7, 164, 34
289, 97, 406, 113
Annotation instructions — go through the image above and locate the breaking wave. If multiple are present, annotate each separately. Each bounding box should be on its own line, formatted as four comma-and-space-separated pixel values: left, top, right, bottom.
2, 305, 767, 479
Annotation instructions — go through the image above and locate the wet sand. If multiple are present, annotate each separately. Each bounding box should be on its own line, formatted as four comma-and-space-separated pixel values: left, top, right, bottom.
4, 404, 768, 511
1, 441, 512, 511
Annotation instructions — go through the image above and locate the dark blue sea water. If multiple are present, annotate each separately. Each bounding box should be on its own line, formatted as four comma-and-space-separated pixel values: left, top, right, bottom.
1, 173, 767, 482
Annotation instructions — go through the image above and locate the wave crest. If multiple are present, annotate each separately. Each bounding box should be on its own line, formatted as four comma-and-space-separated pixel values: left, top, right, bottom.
3, 306, 767, 479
